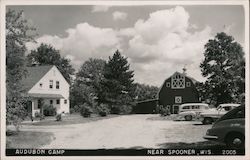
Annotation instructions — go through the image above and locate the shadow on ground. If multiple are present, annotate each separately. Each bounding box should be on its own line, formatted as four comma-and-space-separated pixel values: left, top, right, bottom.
157, 141, 227, 149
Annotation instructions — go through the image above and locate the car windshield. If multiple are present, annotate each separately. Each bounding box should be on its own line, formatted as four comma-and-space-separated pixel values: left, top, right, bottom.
215, 105, 245, 123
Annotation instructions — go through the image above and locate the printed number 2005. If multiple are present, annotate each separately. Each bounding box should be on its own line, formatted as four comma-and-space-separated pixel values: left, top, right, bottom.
222, 150, 236, 155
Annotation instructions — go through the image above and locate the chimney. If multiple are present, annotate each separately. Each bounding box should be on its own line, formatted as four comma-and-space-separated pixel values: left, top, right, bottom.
182, 65, 187, 76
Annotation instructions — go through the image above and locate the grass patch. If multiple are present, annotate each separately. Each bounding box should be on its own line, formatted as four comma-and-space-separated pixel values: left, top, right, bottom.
22, 114, 119, 126
6, 131, 54, 149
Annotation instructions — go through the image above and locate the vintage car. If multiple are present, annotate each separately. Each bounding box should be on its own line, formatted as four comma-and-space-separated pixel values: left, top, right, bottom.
175, 103, 209, 121
203, 106, 245, 149
199, 103, 240, 124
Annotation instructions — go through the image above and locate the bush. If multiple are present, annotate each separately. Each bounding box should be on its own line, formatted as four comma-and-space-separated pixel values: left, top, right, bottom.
55, 114, 62, 121
80, 103, 93, 117
159, 107, 170, 116
97, 104, 110, 117
111, 104, 132, 114
43, 104, 56, 116
34, 112, 45, 120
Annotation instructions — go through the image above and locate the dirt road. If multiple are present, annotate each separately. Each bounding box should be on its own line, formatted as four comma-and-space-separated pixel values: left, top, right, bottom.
21, 114, 212, 149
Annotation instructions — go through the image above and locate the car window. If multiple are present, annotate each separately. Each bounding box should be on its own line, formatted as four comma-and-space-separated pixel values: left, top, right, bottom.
218, 106, 245, 122
183, 106, 189, 109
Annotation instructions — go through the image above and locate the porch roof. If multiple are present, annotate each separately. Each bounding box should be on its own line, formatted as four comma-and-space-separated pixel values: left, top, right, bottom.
28, 93, 64, 99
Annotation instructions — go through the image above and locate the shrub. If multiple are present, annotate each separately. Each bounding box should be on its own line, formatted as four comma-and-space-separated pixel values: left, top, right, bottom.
97, 104, 110, 117
80, 103, 93, 117
34, 112, 45, 120
43, 104, 56, 116
111, 104, 132, 114
159, 107, 170, 116
55, 114, 62, 121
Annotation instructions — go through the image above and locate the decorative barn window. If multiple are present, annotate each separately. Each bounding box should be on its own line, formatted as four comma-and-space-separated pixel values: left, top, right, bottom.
166, 82, 170, 87
175, 96, 182, 104
186, 82, 191, 87
171, 73, 185, 89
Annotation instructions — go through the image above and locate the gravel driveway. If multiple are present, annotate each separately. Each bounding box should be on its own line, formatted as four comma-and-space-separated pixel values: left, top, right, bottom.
21, 114, 212, 149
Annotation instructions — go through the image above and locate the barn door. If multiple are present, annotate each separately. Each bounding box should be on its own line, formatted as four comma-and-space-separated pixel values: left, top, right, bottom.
172, 105, 180, 114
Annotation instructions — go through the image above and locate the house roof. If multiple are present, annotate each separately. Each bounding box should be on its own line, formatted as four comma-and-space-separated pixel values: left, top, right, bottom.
21, 65, 54, 92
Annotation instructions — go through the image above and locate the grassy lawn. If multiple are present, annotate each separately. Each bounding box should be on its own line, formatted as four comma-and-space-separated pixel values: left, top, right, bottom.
6, 131, 54, 149
22, 113, 119, 126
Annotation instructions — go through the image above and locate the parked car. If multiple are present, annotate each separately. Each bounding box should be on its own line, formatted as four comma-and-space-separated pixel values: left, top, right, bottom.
175, 103, 209, 121
199, 103, 240, 124
203, 105, 245, 149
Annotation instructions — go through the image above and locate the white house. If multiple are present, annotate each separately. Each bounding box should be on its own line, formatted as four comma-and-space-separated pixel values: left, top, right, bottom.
22, 65, 70, 117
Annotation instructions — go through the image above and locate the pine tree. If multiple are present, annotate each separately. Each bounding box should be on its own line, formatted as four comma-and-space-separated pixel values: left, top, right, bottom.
100, 50, 135, 113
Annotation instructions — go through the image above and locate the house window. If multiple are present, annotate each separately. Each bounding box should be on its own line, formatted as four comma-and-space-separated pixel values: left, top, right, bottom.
175, 96, 182, 104
166, 82, 170, 87
39, 83, 43, 87
56, 99, 60, 104
171, 73, 185, 89
49, 80, 53, 89
64, 99, 67, 104
186, 82, 191, 87
50, 100, 53, 105
56, 81, 60, 89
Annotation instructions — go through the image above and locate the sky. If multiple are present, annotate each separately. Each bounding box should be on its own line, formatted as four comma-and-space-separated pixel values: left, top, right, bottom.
8, 5, 245, 87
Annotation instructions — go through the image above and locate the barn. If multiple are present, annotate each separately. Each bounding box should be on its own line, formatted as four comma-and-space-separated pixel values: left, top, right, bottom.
133, 68, 200, 114
157, 68, 199, 114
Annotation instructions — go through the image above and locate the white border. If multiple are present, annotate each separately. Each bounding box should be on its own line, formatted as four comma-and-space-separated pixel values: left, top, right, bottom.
0, 0, 249, 160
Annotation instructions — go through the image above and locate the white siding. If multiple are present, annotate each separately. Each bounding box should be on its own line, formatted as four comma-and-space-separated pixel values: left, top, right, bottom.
28, 66, 70, 114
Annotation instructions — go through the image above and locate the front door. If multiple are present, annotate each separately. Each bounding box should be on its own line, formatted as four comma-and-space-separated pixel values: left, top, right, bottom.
172, 105, 180, 114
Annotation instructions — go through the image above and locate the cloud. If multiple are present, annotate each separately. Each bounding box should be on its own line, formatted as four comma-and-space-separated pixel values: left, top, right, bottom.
92, 5, 111, 12
26, 23, 121, 69
26, 6, 212, 86
112, 11, 128, 21
124, 6, 212, 86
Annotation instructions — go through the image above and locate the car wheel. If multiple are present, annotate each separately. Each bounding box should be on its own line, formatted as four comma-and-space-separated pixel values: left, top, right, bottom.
226, 133, 245, 149
185, 115, 192, 121
202, 117, 213, 124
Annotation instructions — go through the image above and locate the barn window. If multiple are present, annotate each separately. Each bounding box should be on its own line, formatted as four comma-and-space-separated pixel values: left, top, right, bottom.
166, 82, 170, 87
56, 99, 60, 104
186, 82, 191, 87
175, 96, 182, 103
171, 73, 185, 89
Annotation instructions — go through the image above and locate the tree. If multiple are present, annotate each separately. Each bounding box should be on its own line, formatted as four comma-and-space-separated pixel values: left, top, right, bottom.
134, 83, 159, 101
6, 9, 36, 129
71, 58, 106, 108
26, 43, 75, 83
200, 32, 245, 106
100, 50, 135, 113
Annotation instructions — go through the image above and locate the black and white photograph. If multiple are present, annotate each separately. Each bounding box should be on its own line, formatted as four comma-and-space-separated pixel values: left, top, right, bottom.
0, 0, 249, 159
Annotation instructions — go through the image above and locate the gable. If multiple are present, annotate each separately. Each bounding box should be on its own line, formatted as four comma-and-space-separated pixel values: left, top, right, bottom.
21, 65, 53, 92
157, 72, 199, 97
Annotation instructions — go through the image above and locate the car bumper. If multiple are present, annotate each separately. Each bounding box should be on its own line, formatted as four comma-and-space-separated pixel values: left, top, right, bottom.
203, 135, 218, 140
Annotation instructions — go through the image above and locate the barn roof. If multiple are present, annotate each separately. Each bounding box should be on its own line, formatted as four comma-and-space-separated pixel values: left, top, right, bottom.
21, 65, 54, 92
157, 71, 199, 97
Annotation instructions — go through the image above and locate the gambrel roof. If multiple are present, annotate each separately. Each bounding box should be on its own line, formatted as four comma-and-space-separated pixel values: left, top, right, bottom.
21, 65, 54, 91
